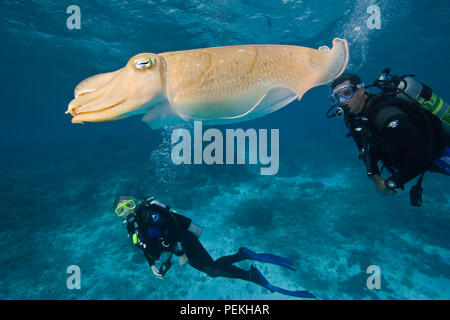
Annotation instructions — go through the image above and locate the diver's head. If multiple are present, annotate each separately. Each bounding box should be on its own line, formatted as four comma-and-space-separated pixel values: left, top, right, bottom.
331, 73, 366, 116
113, 196, 137, 218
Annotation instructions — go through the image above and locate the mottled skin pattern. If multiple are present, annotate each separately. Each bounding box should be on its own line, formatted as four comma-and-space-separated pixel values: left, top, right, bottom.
67, 38, 348, 128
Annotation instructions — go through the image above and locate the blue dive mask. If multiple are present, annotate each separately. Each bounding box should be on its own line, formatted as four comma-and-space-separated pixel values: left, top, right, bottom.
331, 84, 358, 103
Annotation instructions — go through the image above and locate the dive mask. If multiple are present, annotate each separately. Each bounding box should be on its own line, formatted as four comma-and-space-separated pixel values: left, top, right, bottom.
115, 199, 137, 217
326, 84, 362, 118
331, 84, 358, 103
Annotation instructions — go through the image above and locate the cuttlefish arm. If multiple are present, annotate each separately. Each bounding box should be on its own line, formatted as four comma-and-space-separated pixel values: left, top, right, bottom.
66, 38, 348, 128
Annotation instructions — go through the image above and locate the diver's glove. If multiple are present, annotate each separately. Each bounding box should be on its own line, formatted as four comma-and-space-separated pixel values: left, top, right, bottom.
151, 265, 163, 280
179, 254, 188, 266
372, 174, 397, 196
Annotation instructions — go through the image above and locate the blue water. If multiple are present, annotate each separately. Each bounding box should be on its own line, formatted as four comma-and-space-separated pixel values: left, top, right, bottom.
0, 0, 449, 299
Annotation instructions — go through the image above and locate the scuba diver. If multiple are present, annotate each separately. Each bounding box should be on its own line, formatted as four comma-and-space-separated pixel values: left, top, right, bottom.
113, 196, 315, 298
327, 69, 450, 206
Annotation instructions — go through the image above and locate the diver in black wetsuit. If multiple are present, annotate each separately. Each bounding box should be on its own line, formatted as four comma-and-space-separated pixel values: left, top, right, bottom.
112, 196, 315, 298
329, 73, 449, 204
114, 196, 250, 280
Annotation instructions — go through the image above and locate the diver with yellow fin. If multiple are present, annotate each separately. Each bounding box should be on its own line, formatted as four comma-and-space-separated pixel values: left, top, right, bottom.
113, 196, 315, 298
327, 69, 449, 206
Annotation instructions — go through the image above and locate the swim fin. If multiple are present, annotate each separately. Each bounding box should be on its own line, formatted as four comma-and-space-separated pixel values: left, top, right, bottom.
249, 265, 315, 299
239, 247, 295, 271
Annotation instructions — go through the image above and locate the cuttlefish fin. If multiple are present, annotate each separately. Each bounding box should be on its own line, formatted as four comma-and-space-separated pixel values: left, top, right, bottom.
141, 96, 184, 129
198, 85, 298, 125
292, 38, 349, 101
250, 86, 298, 119
313, 38, 348, 89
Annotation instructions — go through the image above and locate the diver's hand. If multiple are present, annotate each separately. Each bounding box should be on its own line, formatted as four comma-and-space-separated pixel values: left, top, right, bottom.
372, 175, 397, 196
151, 265, 163, 280
179, 254, 188, 266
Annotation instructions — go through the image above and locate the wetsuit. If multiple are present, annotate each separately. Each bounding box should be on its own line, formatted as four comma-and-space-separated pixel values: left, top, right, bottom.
346, 93, 449, 189
126, 198, 251, 281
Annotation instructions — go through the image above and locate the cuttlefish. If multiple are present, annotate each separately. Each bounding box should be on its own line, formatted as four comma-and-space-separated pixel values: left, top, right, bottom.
67, 38, 348, 129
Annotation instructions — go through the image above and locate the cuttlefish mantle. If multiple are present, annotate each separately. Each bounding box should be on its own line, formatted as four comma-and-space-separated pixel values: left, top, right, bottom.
66, 38, 348, 129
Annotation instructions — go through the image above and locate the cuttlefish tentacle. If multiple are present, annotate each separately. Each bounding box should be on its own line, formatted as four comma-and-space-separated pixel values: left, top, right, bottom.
66, 38, 348, 128
73, 74, 131, 114
67, 53, 165, 123
67, 69, 124, 115
74, 71, 117, 97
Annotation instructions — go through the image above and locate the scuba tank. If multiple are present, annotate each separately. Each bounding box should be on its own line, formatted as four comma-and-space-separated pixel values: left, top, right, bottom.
398, 77, 450, 127
378, 69, 450, 128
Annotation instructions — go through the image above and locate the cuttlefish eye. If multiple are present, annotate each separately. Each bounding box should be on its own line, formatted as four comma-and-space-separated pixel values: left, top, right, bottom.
133, 57, 155, 70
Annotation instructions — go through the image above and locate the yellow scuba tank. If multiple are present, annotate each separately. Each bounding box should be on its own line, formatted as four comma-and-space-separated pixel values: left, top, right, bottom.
396, 76, 450, 127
